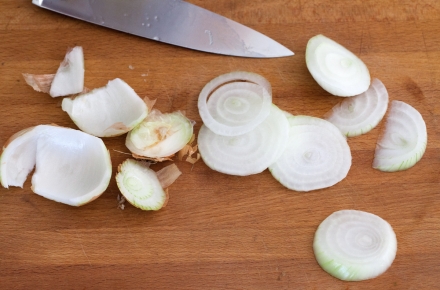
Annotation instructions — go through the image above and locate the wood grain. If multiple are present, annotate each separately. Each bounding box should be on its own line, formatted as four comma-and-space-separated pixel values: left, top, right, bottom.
1, 0, 440, 289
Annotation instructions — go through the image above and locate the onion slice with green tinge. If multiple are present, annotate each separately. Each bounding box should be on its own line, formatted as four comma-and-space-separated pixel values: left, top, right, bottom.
62, 78, 148, 137
269, 115, 351, 191
198, 71, 272, 136
373, 100, 427, 172
306, 34, 370, 97
126, 109, 194, 159
313, 210, 397, 281
0, 125, 112, 206
325, 78, 389, 137
116, 159, 181, 211
198, 105, 289, 176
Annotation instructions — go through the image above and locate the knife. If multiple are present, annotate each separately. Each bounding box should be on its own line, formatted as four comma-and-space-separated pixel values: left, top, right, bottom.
32, 0, 293, 58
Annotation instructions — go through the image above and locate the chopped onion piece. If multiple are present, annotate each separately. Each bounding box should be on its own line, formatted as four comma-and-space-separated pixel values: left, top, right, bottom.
198, 71, 272, 136
325, 78, 389, 137
373, 100, 427, 172
269, 116, 351, 191
198, 105, 289, 176
126, 110, 194, 159
116, 159, 181, 211
314, 210, 397, 281
50, 46, 85, 97
62, 78, 148, 137
306, 34, 370, 97
0, 125, 112, 206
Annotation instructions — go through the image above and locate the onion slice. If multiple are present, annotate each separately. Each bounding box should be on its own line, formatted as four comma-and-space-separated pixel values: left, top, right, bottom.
269, 115, 351, 191
325, 78, 389, 137
0, 125, 112, 206
198, 71, 272, 136
50, 46, 85, 97
126, 110, 194, 159
198, 105, 289, 176
115, 159, 181, 211
373, 100, 427, 172
306, 34, 370, 97
62, 78, 148, 137
314, 210, 397, 281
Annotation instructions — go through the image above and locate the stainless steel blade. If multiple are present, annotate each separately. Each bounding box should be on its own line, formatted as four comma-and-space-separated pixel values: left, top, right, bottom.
32, 0, 293, 58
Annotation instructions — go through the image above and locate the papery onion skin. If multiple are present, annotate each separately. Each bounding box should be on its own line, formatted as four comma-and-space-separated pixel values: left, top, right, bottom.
306, 34, 370, 97
314, 210, 397, 281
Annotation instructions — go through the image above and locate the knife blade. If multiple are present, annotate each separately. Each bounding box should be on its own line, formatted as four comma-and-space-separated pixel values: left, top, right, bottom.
32, 0, 293, 58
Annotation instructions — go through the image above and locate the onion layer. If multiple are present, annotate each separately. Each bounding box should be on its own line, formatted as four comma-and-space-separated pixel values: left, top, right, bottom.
198, 105, 289, 176
325, 78, 389, 137
306, 34, 370, 97
198, 71, 272, 136
269, 115, 351, 191
373, 100, 427, 172
0, 125, 112, 206
62, 78, 148, 137
314, 210, 397, 281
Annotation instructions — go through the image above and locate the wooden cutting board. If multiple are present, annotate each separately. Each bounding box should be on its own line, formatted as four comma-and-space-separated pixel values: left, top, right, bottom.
1, 1, 439, 289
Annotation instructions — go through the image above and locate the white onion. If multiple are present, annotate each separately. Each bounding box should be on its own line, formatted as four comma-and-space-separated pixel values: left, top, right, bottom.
116, 159, 181, 211
314, 210, 397, 281
125, 110, 194, 159
50, 46, 85, 97
306, 34, 370, 97
269, 115, 351, 191
373, 100, 427, 171
0, 125, 112, 206
325, 78, 389, 137
198, 105, 289, 176
198, 71, 272, 136
62, 78, 148, 137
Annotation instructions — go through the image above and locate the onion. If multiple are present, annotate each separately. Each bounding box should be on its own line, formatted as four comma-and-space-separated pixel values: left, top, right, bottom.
269, 115, 351, 191
314, 210, 397, 281
373, 100, 427, 172
306, 34, 370, 97
325, 78, 389, 137
50, 46, 85, 97
62, 78, 148, 137
115, 159, 181, 211
125, 109, 194, 160
0, 125, 112, 206
198, 71, 272, 136
198, 105, 289, 176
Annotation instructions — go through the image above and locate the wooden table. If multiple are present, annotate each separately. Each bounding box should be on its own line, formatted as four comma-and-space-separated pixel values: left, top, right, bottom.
1, 1, 439, 289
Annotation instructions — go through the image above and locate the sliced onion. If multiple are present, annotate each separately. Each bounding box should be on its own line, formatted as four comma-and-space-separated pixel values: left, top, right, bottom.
325, 78, 389, 137
373, 100, 427, 172
125, 110, 194, 159
198, 71, 272, 136
0, 125, 112, 206
306, 34, 370, 97
198, 105, 289, 176
22, 73, 55, 94
116, 159, 181, 211
62, 78, 148, 137
314, 210, 397, 281
269, 116, 351, 191
50, 46, 85, 97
